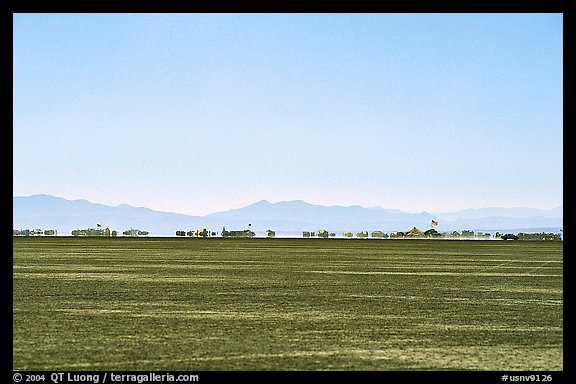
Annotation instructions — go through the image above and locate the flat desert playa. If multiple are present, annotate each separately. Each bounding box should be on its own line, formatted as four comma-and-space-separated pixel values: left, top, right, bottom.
13, 237, 563, 371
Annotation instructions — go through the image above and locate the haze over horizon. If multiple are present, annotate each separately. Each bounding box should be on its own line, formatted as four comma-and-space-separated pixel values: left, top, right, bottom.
13, 193, 563, 219
13, 14, 563, 216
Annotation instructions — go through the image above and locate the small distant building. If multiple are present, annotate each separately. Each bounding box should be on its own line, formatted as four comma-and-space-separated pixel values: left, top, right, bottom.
72, 228, 105, 237
371, 231, 387, 238
123, 228, 149, 237
222, 226, 255, 238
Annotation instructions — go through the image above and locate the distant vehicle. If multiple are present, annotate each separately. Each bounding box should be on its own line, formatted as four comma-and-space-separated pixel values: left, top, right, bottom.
500, 233, 519, 240
194, 228, 209, 238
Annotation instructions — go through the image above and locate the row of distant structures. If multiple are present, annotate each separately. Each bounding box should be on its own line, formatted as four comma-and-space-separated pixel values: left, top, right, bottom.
13, 229, 58, 236
13, 223, 562, 241
174, 225, 562, 240
301, 228, 561, 240
175, 226, 260, 238
13, 227, 149, 237
174, 221, 563, 240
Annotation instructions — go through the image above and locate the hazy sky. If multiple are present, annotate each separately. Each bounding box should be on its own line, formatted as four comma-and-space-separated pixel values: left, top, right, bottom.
13, 13, 563, 216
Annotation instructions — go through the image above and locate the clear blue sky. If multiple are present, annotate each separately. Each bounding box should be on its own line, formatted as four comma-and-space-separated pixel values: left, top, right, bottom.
13, 13, 563, 216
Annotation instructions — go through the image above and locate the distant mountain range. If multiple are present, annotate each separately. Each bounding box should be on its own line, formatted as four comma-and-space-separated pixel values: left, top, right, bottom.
13, 194, 563, 236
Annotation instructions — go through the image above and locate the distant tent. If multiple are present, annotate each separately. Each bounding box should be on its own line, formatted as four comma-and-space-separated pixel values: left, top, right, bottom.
405, 227, 424, 236
431, 220, 438, 226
